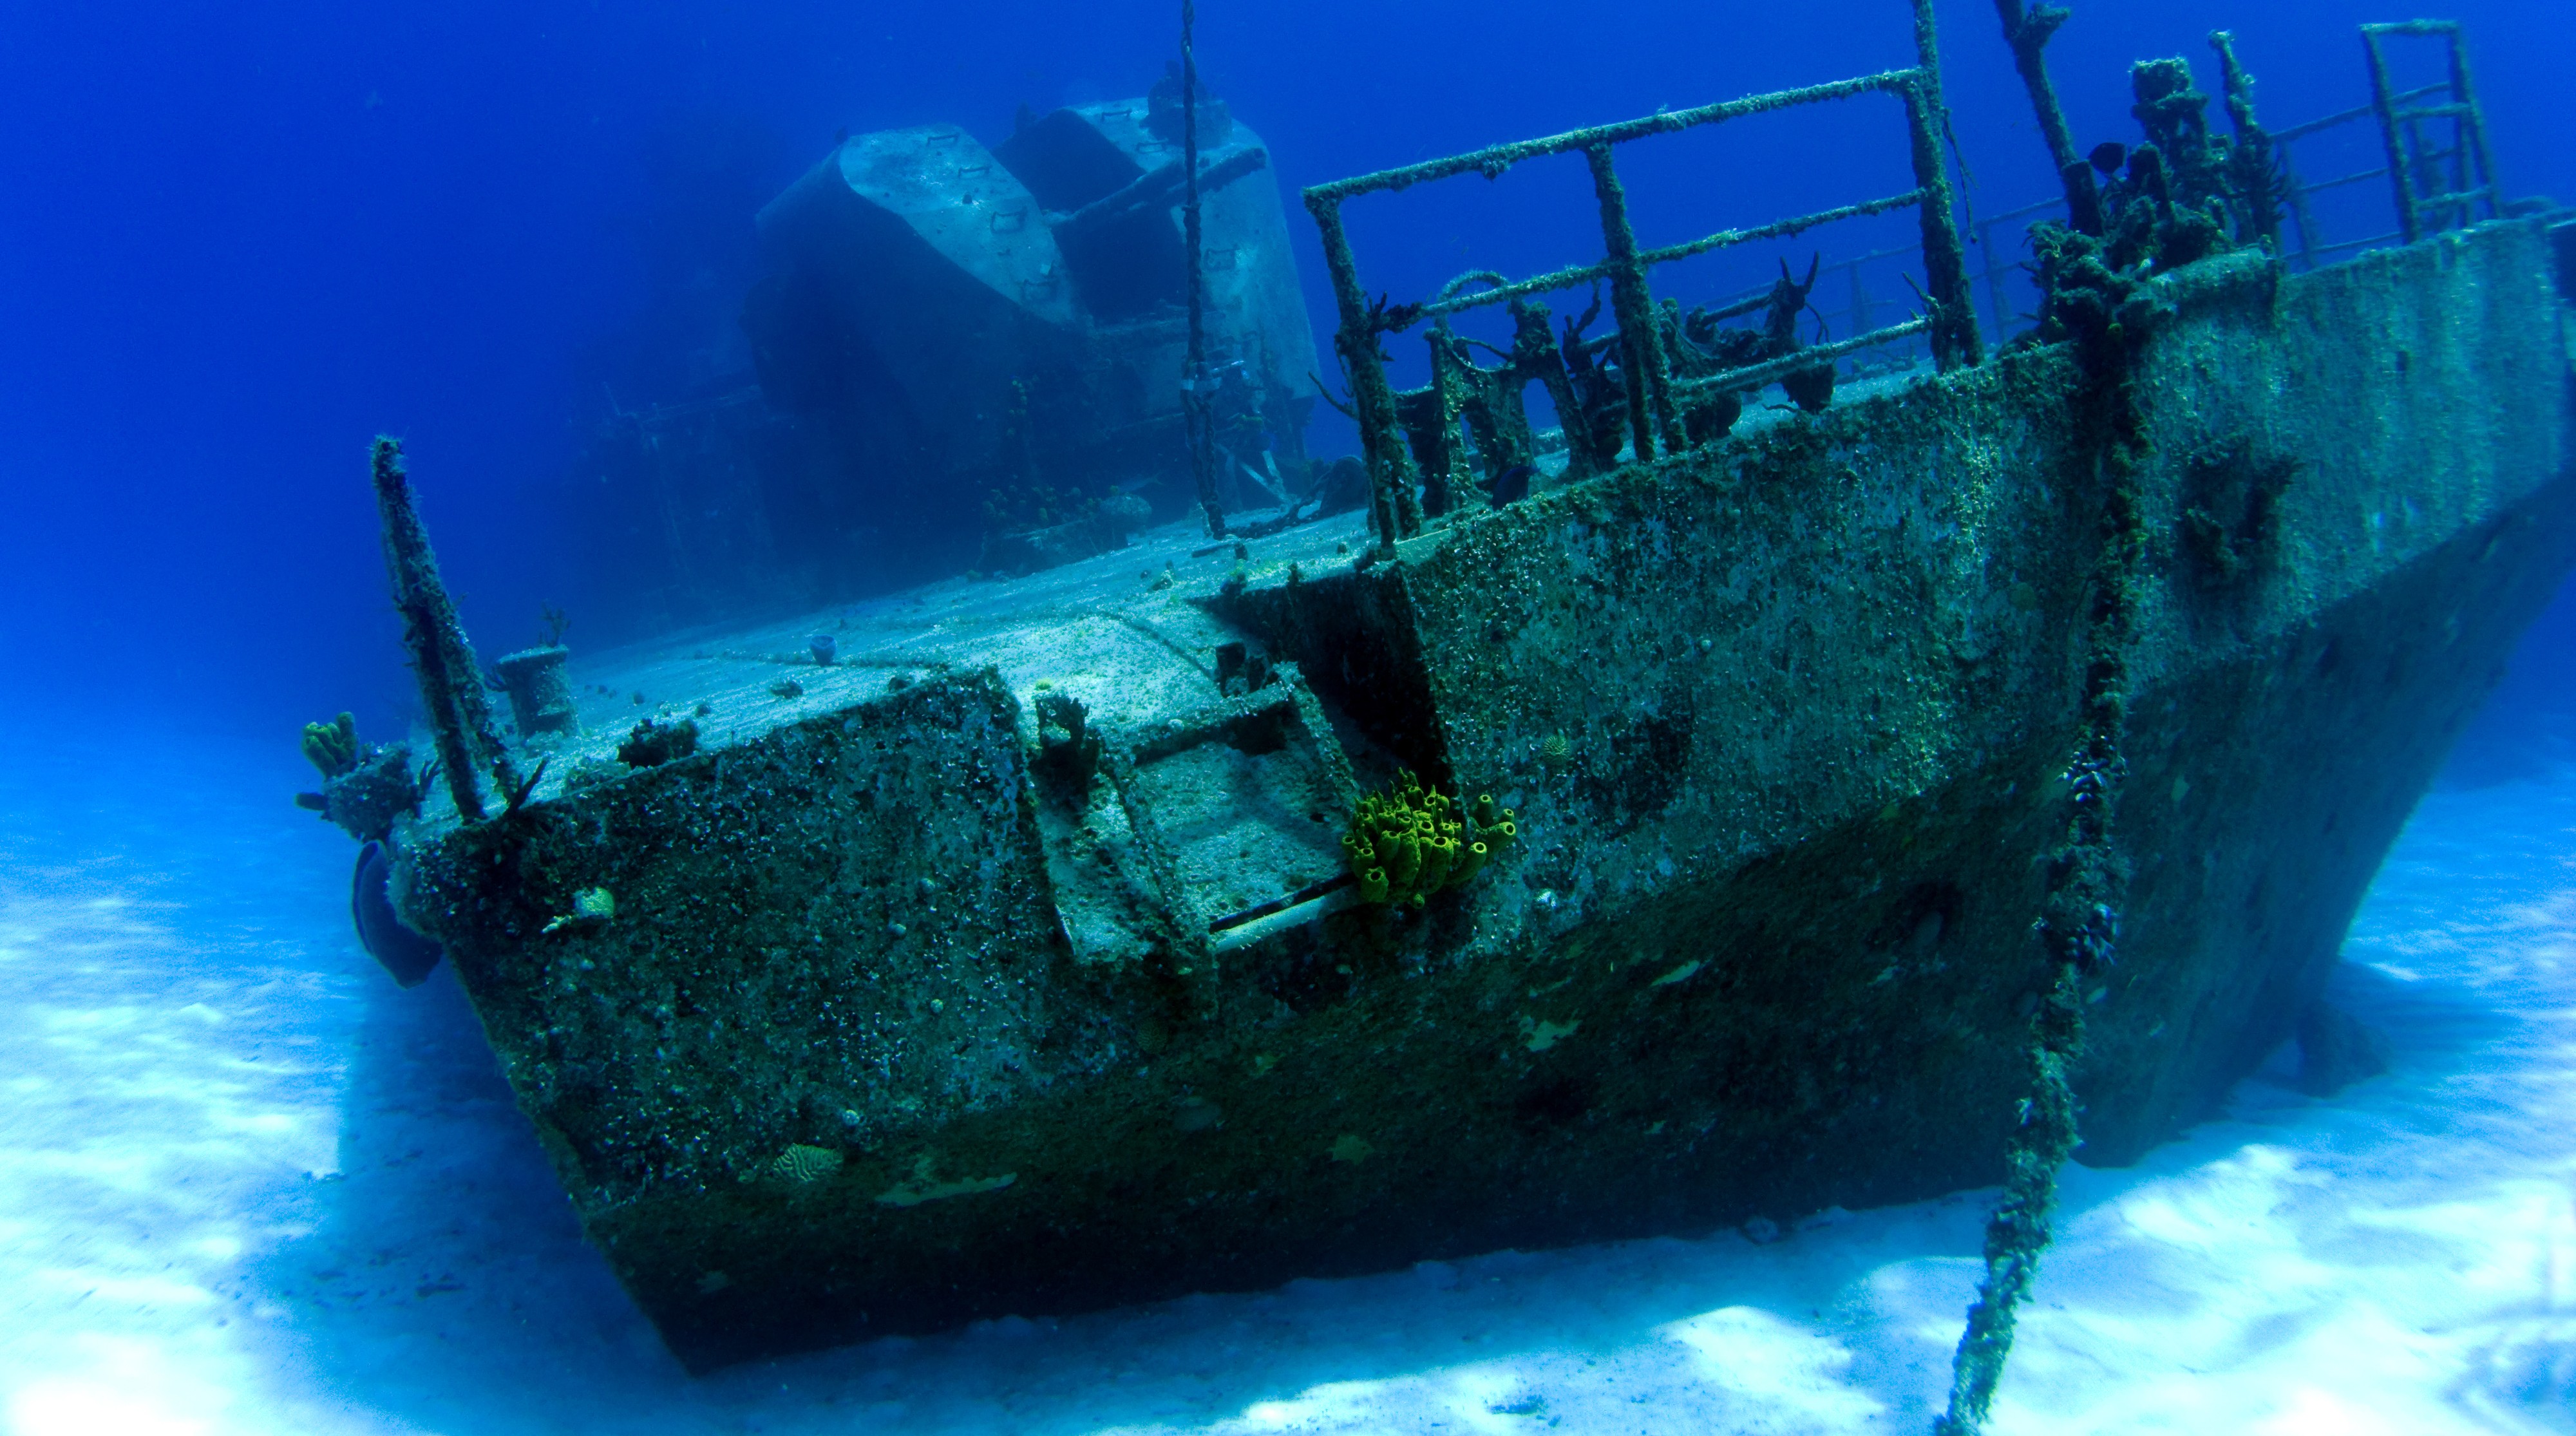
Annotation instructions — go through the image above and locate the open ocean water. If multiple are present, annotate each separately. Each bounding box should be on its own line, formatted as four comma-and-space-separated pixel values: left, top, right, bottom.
3, 0, 2573, 1431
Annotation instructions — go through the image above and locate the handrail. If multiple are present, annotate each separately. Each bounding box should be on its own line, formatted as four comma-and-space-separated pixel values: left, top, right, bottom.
1672, 317, 1931, 397
1302, 69, 1921, 204
2271, 81, 2444, 142
1403, 189, 1932, 327
1302, 0, 1980, 554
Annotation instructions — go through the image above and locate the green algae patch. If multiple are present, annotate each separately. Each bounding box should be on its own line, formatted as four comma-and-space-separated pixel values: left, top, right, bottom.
1520, 1017, 1581, 1052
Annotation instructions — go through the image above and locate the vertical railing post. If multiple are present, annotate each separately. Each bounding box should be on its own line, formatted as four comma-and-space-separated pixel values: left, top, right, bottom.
1976, 216, 2011, 343
1307, 197, 1412, 555
1423, 323, 1474, 516
1584, 143, 1678, 462
1847, 260, 1873, 355
2445, 26, 2503, 223
2280, 140, 2324, 270
1906, 0, 1983, 370
2363, 28, 2422, 244
2403, 116, 2445, 228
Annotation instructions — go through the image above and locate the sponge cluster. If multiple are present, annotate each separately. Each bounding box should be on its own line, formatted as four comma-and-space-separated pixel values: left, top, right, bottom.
1342, 773, 1516, 907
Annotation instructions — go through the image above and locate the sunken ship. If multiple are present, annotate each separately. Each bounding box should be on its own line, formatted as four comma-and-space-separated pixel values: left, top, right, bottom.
306, 2, 2573, 1399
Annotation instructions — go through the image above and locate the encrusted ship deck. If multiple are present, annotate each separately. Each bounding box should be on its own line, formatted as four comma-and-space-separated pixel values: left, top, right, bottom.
395, 218, 2576, 1369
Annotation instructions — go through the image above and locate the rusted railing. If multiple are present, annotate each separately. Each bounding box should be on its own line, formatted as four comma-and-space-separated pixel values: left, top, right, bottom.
1303, 0, 1982, 554
2363, 21, 2502, 245
1974, 23, 2505, 316
2228, 23, 2500, 271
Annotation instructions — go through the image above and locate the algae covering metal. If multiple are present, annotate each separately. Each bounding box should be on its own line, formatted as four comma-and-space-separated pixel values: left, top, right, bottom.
394, 218, 2575, 1370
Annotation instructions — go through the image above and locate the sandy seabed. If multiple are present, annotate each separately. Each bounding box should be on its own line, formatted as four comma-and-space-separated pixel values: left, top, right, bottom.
1, 732, 2568, 1436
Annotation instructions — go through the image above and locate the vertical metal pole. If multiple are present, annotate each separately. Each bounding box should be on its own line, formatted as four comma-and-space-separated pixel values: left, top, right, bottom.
2363, 28, 2421, 244
1306, 197, 1409, 555
1182, 0, 1224, 538
1907, 0, 1983, 370
2280, 140, 2324, 271
2441, 110, 2468, 214
1514, 298, 1598, 482
1584, 143, 1674, 463
373, 437, 519, 822
2445, 26, 2503, 222
1989, 1, 2079, 180
2404, 118, 2447, 230
1846, 261, 1872, 354
1990, 0, 2101, 236
1423, 324, 1472, 516
1977, 218, 2011, 343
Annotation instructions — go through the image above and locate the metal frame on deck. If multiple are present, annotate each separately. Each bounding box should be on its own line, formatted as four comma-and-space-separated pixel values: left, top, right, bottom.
2253, 24, 2501, 271
2362, 21, 2503, 245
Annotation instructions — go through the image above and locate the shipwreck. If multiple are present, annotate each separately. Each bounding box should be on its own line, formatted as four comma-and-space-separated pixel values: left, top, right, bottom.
306, 3, 2571, 1415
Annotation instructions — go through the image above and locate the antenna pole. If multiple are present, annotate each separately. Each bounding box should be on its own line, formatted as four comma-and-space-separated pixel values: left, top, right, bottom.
1182, 0, 1224, 538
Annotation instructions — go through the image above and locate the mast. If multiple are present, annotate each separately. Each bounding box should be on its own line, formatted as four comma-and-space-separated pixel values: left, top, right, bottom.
1182, 0, 1224, 538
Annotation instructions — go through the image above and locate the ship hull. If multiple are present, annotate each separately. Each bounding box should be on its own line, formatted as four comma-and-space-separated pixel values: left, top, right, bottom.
399, 218, 2575, 1370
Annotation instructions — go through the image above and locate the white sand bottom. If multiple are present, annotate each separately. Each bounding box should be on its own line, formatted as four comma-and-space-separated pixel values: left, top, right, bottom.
1, 731, 2568, 1435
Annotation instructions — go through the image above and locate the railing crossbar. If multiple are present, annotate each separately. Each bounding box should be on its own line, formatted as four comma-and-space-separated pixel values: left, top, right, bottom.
1707, 237, 1926, 317
1406, 262, 1615, 325
2310, 230, 2407, 258
1306, 68, 1921, 205
2363, 19, 2461, 37
2298, 164, 2391, 195
2411, 187, 2489, 212
1638, 189, 1928, 269
1980, 195, 2067, 227
2273, 82, 2445, 142
1673, 317, 1930, 397
1401, 188, 1930, 327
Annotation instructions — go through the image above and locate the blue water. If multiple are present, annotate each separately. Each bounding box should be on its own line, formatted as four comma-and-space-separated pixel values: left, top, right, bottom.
3, 0, 2570, 737
3, 1, 2573, 1430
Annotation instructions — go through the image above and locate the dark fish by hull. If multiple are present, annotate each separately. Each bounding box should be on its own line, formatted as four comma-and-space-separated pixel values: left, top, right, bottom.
352, 839, 443, 987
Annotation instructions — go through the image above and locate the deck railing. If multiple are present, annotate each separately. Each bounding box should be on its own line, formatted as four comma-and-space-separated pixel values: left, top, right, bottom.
2259, 23, 2501, 270
1302, 0, 1981, 554
2363, 21, 2503, 244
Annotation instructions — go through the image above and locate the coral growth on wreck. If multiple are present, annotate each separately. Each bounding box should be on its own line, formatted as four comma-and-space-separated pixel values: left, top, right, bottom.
293, 712, 426, 843
2022, 56, 2271, 361
617, 717, 700, 768
768, 1144, 845, 1184
301, 712, 361, 779
1341, 773, 1515, 907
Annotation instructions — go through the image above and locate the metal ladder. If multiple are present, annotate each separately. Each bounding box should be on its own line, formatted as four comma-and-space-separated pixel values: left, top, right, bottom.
2362, 20, 2504, 243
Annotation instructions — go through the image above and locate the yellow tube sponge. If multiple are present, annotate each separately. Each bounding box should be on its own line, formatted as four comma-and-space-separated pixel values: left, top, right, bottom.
1343, 773, 1512, 907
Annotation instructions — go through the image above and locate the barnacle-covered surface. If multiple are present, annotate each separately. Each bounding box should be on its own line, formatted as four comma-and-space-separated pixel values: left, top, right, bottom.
395, 216, 2574, 1370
